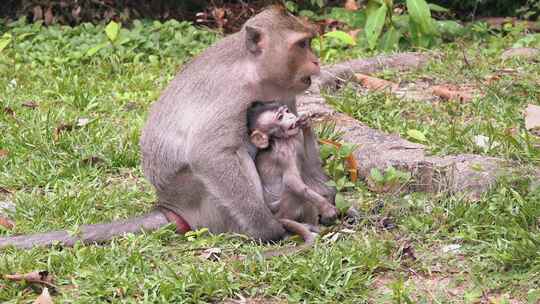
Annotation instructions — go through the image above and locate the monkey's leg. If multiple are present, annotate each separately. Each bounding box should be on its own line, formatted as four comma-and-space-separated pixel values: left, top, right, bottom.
0, 210, 169, 250
283, 172, 337, 225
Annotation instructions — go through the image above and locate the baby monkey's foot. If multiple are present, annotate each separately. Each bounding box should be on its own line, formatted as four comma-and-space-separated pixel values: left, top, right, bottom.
319, 205, 338, 226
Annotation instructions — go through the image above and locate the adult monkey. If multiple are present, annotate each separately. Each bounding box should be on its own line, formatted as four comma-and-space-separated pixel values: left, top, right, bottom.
0, 6, 334, 249
141, 5, 334, 241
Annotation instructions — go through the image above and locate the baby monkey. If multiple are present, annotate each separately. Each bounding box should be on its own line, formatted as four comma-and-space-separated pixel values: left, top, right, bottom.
247, 102, 338, 229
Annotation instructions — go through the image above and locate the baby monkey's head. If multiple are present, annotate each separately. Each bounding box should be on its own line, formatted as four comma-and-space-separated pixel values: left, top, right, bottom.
247, 101, 301, 149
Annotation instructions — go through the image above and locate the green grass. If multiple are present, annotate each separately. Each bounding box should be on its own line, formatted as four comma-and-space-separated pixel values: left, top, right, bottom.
1, 20, 539, 303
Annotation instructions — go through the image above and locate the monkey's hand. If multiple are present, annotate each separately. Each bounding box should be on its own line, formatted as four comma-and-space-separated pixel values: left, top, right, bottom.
296, 114, 311, 130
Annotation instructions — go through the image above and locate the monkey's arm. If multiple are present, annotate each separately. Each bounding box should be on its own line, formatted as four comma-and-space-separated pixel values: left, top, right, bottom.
0, 210, 169, 249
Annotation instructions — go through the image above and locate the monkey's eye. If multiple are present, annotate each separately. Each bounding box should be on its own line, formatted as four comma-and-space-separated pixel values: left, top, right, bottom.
297, 39, 309, 49
277, 113, 284, 121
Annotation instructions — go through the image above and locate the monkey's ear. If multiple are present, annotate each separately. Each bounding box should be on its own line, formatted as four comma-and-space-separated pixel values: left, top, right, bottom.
245, 25, 265, 54
250, 130, 269, 149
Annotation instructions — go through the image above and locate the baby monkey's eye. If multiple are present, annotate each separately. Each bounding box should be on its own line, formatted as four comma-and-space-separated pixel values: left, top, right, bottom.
277, 113, 284, 121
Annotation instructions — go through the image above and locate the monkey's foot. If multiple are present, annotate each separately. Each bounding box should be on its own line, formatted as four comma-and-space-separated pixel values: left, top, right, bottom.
319, 205, 338, 226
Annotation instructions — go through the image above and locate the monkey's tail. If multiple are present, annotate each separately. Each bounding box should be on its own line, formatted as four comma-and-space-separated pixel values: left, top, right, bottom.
0, 210, 170, 250
259, 219, 317, 259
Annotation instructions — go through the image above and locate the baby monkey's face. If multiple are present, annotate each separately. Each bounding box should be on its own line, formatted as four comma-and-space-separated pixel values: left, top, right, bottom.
261, 105, 300, 137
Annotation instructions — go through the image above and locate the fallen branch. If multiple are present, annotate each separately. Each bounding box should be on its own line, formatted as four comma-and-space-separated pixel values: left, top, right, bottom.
300, 52, 513, 200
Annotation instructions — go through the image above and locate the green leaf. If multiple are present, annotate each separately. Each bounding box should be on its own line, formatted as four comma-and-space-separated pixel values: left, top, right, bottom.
370, 168, 384, 183
0, 33, 12, 52
428, 3, 449, 12
407, 129, 427, 142
378, 25, 401, 50
335, 193, 352, 213
86, 43, 107, 57
105, 21, 120, 42
327, 7, 366, 28
392, 15, 410, 29
285, 1, 298, 13
436, 20, 464, 37
324, 30, 356, 46
406, 0, 433, 34
365, 3, 388, 49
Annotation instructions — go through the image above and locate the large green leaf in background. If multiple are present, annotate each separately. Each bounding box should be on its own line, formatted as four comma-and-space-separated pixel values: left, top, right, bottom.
105, 21, 120, 43
0, 33, 12, 52
406, 0, 433, 34
365, 2, 388, 49
378, 26, 401, 51
324, 30, 356, 46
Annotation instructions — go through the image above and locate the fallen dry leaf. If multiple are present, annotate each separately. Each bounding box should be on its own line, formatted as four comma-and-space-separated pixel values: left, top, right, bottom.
33, 287, 53, 304
0, 187, 12, 194
355, 73, 398, 92
53, 123, 74, 141
347, 29, 361, 43
200, 247, 222, 261
44, 6, 54, 25
4, 270, 56, 289
76, 118, 90, 127
0, 149, 8, 159
3, 107, 15, 117
344, 0, 359, 11
525, 104, 540, 134
22, 101, 39, 108
82, 156, 105, 166
0, 216, 14, 229
212, 7, 227, 29
32, 6, 43, 22
431, 85, 473, 102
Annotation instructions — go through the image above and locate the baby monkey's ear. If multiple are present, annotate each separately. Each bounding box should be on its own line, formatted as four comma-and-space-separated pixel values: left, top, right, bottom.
250, 130, 269, 149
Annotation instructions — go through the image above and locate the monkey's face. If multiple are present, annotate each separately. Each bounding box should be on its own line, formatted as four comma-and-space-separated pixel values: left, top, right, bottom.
245, 10, 320, 95
262, 33, 320, 93
250, 105, 301, 149
273, 105, 301, 137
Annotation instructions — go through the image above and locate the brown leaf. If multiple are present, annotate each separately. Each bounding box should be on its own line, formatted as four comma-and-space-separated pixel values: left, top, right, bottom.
76, 118, 90, 127
3, 107, 15, 117
212, 8, 227, 29
53, 123, 74, 141
525, 104, 540, 134
33, 287, 53, 304
72, 6, 81, 21
431, 85, 473, 102
200, 247, 222, 261
82, 156, 105, 166
44, 7, 54, 25
22, 101, 39, 108
0, 216, 14, 230
32, 6, 43, 22
4, 271, 56, 289
0, 149, 7, 159
399, 244, 417, 261
344, 0, 359, 11
355, 73, 398, 92
0, 187, 12, 194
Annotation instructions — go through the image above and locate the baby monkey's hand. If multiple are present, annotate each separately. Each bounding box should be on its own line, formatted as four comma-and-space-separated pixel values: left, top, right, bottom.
296, 114, 311, 129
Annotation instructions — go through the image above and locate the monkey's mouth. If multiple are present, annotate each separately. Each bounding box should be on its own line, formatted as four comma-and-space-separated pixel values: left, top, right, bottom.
300, 76, 312, 86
